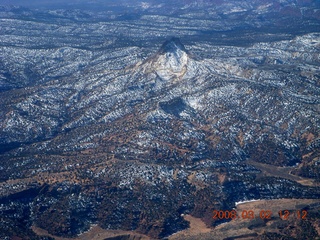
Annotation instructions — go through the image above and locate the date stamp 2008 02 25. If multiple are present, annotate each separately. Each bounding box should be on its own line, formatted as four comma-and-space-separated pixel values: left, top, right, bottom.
213, 209, 308, 221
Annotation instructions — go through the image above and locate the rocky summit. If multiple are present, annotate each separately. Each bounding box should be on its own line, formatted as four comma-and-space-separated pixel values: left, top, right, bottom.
136, 37, 191, 81
0, 1, 320, 240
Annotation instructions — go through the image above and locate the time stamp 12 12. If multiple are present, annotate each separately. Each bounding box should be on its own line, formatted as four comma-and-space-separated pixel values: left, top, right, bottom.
213, 210, 308, 220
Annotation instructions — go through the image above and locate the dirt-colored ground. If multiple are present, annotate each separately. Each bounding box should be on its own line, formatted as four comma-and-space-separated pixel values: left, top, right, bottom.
32, 225, 150, 240
236, 198, 320, 213
211, 198, 320, 239
247, 160, 318, 186
169, 214, 211, 240
167, 198, 320, 240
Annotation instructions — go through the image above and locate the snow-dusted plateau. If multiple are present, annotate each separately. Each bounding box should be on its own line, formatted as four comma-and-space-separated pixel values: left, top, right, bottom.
0, 0, 320, 239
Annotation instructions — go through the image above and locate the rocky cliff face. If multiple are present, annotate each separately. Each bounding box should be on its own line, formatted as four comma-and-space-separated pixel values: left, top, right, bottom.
154, 38, 189, 79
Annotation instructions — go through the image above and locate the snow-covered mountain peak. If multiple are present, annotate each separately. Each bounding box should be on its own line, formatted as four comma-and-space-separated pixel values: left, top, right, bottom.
142, 38, 190, 81
158, 37, 188, 55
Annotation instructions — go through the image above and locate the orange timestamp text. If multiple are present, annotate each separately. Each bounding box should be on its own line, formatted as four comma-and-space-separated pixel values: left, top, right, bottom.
213, 209, 308, 220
